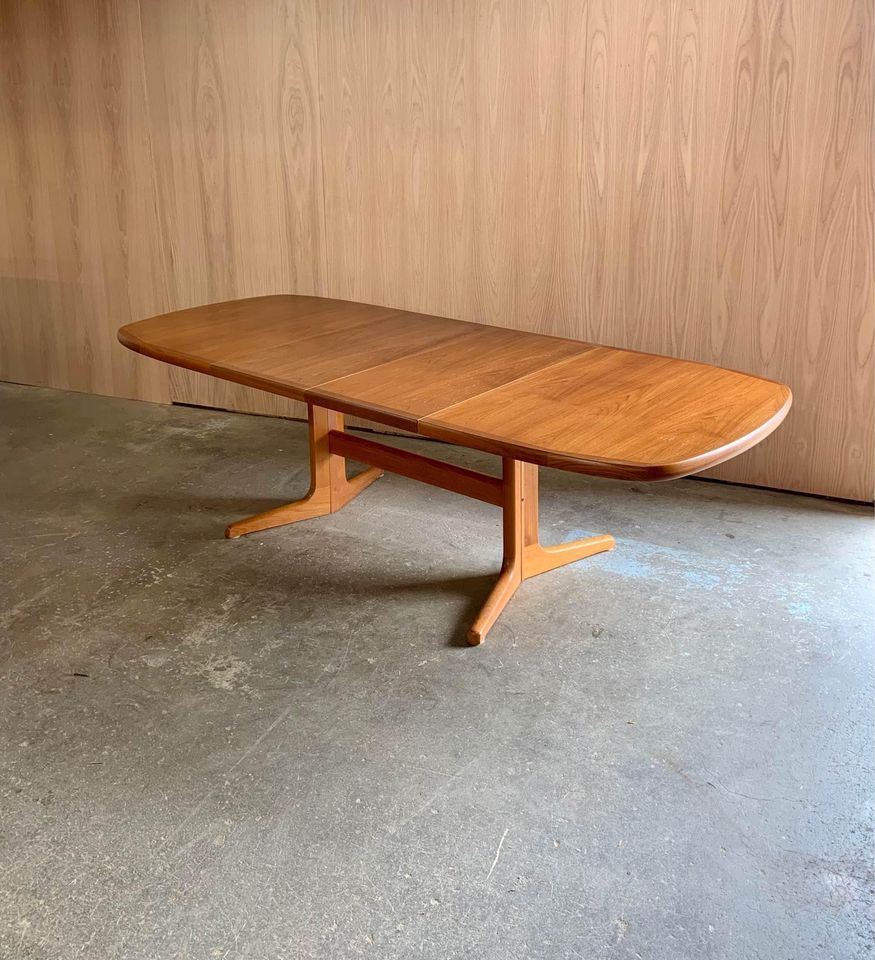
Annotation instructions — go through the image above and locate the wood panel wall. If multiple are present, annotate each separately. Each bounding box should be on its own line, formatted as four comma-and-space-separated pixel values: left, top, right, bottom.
1, 0, 873, 500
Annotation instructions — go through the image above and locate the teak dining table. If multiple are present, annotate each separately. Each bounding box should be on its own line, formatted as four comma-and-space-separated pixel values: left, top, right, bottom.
119, 295, 791, 644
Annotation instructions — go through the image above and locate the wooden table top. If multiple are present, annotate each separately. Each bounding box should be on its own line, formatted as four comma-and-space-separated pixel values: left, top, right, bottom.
119, 295, 791, 481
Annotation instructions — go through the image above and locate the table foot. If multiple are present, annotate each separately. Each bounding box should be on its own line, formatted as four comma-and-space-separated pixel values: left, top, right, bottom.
523, 534, 615, 579
469, 459, 615, 644
225, 406, 382, 539
468, 563, 522, 645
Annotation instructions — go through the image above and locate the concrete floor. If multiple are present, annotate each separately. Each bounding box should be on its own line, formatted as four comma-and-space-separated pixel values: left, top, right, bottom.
0, 382, 873, 960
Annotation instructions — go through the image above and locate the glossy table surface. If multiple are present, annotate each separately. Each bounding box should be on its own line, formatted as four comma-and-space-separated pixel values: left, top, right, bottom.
119, 295, 792, 481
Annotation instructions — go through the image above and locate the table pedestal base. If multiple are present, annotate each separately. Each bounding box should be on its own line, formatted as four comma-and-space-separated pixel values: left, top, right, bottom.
469, 459, 615, 644
224, 406, 383, 539
226, 404, 615, 644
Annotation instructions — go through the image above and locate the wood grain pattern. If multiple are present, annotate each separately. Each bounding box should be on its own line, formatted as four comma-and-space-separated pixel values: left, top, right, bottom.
118, 293, 792, 480
120, 295, 476, 401
420, 343, 792, 479
316, 0, 476, 317
136, 0, 326, 417
0, 0, 168, 401
1, 0, 872, 499
310, 324, 591, 429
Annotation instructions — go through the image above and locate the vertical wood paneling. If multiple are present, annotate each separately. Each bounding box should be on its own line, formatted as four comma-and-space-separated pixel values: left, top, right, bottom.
0, 0, 872, 499
468, 0, 569, 332
137, 0, 325, 416
799, 0, 874, 496
317, 0, 476, 317
701, 0, 874, 494
0, 0, 168, 401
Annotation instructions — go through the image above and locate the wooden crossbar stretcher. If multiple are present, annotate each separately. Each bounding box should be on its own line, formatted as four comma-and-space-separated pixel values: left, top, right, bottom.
119, 295, 792, 644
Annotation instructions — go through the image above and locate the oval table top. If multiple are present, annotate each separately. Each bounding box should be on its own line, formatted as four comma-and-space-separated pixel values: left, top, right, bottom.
119, 295, 791, 481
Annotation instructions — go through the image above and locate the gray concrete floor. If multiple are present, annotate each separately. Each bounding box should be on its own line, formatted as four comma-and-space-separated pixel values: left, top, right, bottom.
1, 382, 873, 960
